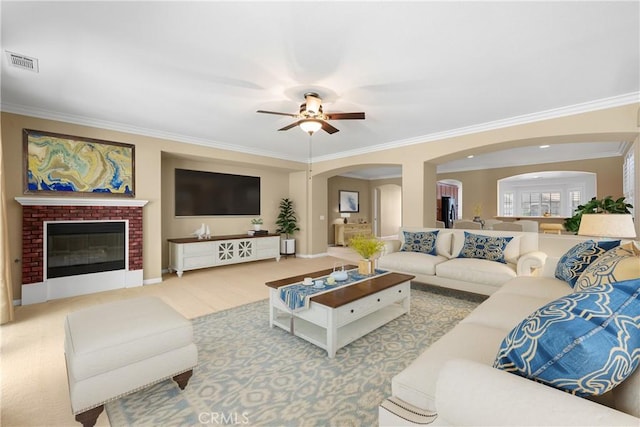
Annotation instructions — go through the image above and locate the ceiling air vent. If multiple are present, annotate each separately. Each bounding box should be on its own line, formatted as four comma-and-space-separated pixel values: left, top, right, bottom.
6, 51, 39, 72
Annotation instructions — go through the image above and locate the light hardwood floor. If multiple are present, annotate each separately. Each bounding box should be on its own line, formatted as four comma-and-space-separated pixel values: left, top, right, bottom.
1, 249, 357, 427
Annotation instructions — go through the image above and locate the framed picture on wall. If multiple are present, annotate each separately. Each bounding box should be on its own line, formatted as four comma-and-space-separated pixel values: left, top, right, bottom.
339, 190, 359, 213
23, 129, 135, 196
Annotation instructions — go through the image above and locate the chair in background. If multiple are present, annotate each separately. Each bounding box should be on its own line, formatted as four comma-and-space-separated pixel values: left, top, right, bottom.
514, 220, 539, 233
482, 219, 503, 230
540, 223, 564, 234
453, 220, 482, 230
435, 220, 446, 228
492, 222, 524, 231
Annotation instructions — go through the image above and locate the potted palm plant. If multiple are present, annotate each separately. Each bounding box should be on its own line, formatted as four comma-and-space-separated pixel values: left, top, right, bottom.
275, 198, 300, 255
348, 234, 385, 274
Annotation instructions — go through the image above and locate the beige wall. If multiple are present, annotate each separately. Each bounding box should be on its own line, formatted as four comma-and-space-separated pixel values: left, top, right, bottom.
3, 103, 639, 300
160, 155, 292, 268
437, 157, 625, 220
2, 112, 302, 299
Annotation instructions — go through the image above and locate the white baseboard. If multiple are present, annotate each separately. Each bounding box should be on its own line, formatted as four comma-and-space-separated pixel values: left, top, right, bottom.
21, 269, 146, 305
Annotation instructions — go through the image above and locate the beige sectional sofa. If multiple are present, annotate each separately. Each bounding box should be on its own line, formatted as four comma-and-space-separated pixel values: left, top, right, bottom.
378, 232, 640, 426
378, 227, 546, 295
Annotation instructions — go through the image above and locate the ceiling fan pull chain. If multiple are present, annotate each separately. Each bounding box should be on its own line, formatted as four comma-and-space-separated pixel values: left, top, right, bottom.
308, 134, 313, 178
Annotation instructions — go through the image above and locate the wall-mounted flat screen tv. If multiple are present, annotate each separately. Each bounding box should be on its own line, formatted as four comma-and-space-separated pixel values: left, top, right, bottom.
175, 168, 260, 216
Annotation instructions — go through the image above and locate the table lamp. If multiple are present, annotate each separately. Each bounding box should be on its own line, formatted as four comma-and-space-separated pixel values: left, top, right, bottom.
578, 214, 637, 239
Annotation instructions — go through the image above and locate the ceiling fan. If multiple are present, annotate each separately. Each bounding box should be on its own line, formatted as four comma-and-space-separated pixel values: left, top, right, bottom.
257, 92, 365, 135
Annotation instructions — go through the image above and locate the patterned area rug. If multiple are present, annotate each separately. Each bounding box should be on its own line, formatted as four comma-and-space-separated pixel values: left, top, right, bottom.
106, 288, 481, 426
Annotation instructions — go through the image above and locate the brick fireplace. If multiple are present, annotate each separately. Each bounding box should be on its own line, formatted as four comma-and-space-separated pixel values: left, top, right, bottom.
16, 197, 148, 305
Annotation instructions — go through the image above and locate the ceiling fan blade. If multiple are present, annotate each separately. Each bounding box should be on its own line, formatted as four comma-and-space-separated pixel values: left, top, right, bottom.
321, 121, 340, 134
257, 110, 298, 118
325, 112, 365, 120
278, 121, 302, 131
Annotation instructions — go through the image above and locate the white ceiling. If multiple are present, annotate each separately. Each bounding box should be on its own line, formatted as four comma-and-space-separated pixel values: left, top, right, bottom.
1, 1, 639, 177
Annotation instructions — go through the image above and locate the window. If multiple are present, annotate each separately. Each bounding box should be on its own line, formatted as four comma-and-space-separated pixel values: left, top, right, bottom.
568, 190, 582, 214
521, 192, 560, 216
502, 192, 514, 216
623, 149, 635, 217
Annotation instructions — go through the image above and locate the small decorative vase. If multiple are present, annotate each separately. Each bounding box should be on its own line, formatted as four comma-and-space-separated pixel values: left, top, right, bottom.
358, 259, 374, 275
253, 224, 261, 231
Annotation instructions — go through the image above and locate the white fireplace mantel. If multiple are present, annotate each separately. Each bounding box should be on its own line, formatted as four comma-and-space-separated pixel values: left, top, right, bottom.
15, 196, 149, 207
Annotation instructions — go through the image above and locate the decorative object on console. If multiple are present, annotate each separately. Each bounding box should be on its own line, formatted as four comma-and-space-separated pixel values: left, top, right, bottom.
494, 277, 640, 397
192, 223, 210, 240
23, 129, 134, 196
251, 218, 263, 231
563, 196, 633, 234
339, 190, 359, 213
348, 234, 385, 274
457, 232, 513, 264
275, 198, 300, 256
341, 212, 350, 224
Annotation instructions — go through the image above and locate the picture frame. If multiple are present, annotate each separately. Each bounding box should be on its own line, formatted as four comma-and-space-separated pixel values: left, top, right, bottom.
339, 190, 359, 213
23, 129, 135, 197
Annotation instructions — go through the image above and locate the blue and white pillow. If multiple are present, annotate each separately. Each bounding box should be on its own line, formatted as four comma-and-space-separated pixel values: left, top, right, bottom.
456, 232, 513, 264
494, 277, 640, 397
555, 239, 620, 288
401, 230, 439, 255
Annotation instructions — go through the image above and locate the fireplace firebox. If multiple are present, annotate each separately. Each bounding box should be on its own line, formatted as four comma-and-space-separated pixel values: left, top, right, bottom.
46, 221, 126, 279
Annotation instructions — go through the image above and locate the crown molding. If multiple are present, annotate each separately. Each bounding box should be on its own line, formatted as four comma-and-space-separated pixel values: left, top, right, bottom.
314, 92, 640, 163
3, 92, 638, 164
0, 102, 301, 163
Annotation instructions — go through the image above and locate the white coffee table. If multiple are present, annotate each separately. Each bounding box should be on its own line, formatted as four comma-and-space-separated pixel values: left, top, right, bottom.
266, 268, 414, 358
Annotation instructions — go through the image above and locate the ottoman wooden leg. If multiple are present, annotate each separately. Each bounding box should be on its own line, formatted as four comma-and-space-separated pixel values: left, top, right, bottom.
173, 369, 193, 390
75, 405, 104, 427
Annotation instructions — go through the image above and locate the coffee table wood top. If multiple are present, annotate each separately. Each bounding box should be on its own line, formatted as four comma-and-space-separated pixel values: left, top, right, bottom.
265, 267, 414, 309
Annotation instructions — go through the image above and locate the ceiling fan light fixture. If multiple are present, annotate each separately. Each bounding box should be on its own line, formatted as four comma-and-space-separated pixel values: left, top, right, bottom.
299, 119, 323, 135
304, 92, 322, 115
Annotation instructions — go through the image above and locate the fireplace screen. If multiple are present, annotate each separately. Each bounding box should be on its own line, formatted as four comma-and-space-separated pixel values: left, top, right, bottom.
47, 222, 126, 278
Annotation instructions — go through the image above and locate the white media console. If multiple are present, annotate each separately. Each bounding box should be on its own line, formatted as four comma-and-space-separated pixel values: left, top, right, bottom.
168, 234, 280, 277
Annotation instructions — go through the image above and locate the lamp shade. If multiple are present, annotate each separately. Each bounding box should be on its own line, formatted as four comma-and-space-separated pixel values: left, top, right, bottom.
578, 214, 637, 239
299, 119, 322, 135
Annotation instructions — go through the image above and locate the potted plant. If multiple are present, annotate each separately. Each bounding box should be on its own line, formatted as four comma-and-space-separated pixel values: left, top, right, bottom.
563, 196, 633, 233
348, 234, 385, 275
251, 218, 263, 231
275, 198, 300, 255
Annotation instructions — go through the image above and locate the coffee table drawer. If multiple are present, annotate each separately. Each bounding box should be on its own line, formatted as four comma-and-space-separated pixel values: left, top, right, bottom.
335, 282, 410, 327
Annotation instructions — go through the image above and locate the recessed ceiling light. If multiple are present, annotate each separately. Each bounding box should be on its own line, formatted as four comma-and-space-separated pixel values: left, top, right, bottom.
467, 155, 474, 159
539, 145, 550, 149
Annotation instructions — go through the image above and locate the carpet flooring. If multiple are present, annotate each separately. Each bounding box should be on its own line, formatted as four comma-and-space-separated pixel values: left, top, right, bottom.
105, 288, 481, 426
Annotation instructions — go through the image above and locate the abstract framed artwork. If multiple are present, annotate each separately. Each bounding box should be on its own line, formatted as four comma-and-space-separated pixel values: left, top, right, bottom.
339, 190, 359, 213
23, 129, 135, 196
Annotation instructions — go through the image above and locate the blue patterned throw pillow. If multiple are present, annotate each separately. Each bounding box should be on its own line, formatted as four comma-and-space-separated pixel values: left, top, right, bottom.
555, 240, 621, 288
456, 232, 513, 264
494, 277, 640, 397
401, 230, 439, 255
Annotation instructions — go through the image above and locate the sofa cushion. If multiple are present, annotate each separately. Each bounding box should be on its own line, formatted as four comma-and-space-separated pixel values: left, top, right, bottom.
400, 230, 438, 255
456, 232, 513, 264
377, 251, 447, 276
554, 239, 621, 287
461, 292, 558, 331
494, 277, 640, 397
574, 242, 640, 291
392, 322, 509, 411
496, 276, 572, 301
436, 258, 517, 287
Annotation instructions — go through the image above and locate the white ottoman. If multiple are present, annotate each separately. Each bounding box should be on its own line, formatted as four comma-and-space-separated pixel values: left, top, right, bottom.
64, 296, 198, 427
